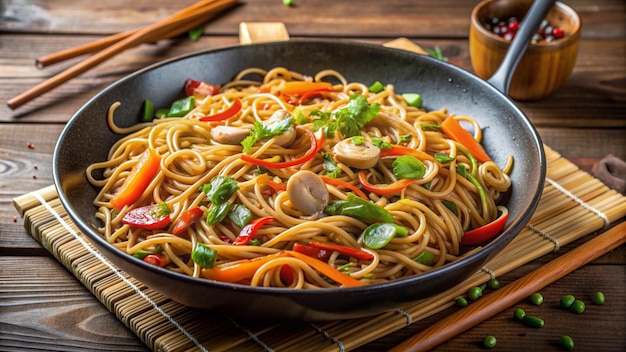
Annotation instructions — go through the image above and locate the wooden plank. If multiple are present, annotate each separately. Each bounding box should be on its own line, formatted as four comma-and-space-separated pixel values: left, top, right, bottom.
1, 35, 625, 128
0, 256, 149, 352
1, 0, 624, 40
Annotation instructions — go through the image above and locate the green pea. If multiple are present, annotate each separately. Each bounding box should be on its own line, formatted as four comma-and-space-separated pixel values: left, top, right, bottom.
468, 286, 483, 301
570, 299, 585, 314
522, 315, 544, 328
592, 291, 605, 305
560, 294, 576, 309
513, 308, 526, 321
482, 335, 497, 349
559, 335, 574, 351
530, 292, 544, 305
487, 278, 500, 290
455, 296, 468, 307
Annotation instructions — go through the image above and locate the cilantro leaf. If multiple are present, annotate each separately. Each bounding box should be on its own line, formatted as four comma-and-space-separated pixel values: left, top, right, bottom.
241, 116, 294, 152
311, 94, 380, 138
372, 137, 392, 150
201, 176, 239, 204
322, 152, 342, 178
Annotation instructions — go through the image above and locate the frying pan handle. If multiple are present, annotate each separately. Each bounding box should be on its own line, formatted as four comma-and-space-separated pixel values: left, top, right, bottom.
487, 0, 556, 94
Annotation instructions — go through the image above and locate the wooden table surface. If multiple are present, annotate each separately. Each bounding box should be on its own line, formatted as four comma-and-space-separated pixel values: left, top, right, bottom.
1, 1, 625, 351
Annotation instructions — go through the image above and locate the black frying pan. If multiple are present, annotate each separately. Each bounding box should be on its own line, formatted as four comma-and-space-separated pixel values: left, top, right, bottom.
53, 2, 550, 321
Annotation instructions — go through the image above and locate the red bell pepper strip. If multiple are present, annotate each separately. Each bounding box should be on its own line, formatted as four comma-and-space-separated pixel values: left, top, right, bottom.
172, 207, 204, 236
358, 170, 415, 195
143, 253, 169, 267
232, 216, 276, 245
297, 88, 332, 105
110, 149, 161, 210
122, 203, 171, 230
241, 127, 324, 169
184, 79, 220, 99
293, 242, 331, 261
281, 81, 333, 96
461, 206, 509, 245
380, 145, 435, 162
279, 264, 296, 286
308, 241, 374, 261
320, 176, 368, 200
285, 250, 363, 287
440, 116, 492, 163
199, 98, 242, 122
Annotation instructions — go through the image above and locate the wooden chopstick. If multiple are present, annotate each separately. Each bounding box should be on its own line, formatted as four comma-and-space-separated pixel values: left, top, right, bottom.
389, 220, 626, 352
7, 0, 238, 110
35, 0, 235, 68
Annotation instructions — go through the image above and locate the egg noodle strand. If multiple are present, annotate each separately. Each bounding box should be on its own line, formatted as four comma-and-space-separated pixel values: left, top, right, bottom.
86, 67, 511, 288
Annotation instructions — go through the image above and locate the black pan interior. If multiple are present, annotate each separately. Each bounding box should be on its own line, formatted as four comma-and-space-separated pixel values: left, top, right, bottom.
54, 40, 545, 320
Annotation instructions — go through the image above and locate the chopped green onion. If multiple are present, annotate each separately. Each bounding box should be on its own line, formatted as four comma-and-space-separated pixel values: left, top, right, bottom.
191, 243, 217, 269
368, 81, 385, 93
167, 96, 195, 117
414, 251, 434, 266
142, 99, 154, 122
402, 93, 423, 108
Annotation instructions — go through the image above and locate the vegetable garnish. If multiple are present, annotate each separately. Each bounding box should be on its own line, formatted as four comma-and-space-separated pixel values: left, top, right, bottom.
110, 148, 161, 210
402, 93, 423, 108
461, 205, 508, 245
232, 216, 276, 245
206, 202, 231, 226
201, 252, 283, 283
320, 176, 368, 200
167, 96, 195, 117
308, 241, 374, 261
199, 98, 242, 122
142, 99, 154, 122
143, 253, 169, 267
379, 144, 435, 161
172, 207, 204, 236
241, 116, 295, 153
312, 94, 380, 138
363, 222, 409, 249
426, 46, 448, 62
293, 242, 332, 261
358, 169, 415, 195
281, 81, 333, 96
297, 88, 332, 105
414, 251, 434, 266
392, 155, 426, 179
440, 116, 491, 163
201, 176, 239, 204
184, 78, 220, 99
324, 193, 395, 224
285, 251, 363, 287
322, 152, 342, 178
228, 204, 253, 227
368, 81, 385, 93
122, 203, 171, 230
132, 244, 163, 259
191, 243, 217, 269
241, 126, 323, 169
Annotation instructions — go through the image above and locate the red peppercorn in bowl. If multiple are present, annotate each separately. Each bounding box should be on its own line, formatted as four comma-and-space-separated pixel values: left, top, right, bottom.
470, 0, 581, 101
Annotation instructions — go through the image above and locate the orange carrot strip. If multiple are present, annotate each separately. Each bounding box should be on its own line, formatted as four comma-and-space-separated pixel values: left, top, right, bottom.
285, 250, 363, 287
200, 252, 283, 283
320, 176, 368, 200
440, 116, 492, 163
281, 81, 333, 96
110, 148, 161, 210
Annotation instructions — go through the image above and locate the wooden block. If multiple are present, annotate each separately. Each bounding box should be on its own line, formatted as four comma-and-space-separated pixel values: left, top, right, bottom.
239, 22, 290, 45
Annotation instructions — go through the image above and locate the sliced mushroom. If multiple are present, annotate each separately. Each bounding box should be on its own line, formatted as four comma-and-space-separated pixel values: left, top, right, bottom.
287, 170, 329, 217
210, 125, 251, 145
265, 110, 296, 147
333, 137, 381, 169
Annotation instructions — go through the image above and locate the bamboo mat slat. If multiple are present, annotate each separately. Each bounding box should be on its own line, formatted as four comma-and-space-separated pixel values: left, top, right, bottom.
12, 145, 626, 352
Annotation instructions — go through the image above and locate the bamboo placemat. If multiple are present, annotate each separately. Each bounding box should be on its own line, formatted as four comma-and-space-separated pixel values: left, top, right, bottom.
12, 145, 626, 352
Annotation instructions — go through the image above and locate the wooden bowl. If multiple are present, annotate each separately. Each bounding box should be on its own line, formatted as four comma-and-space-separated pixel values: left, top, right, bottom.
470, 0, 581, 101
